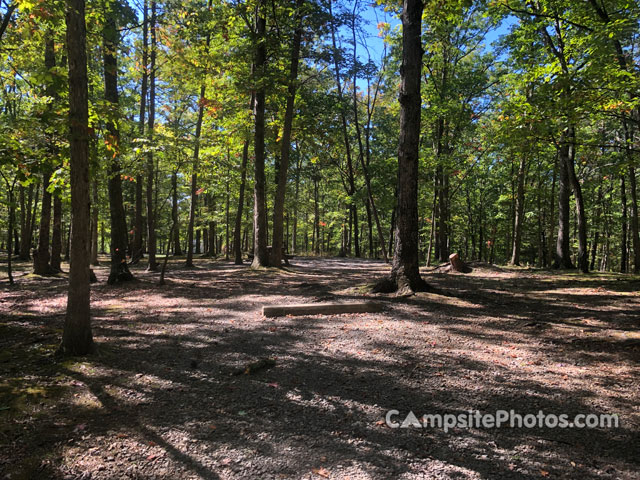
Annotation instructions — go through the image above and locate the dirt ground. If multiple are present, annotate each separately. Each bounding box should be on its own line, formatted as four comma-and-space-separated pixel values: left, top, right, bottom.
0, 256, 639, 479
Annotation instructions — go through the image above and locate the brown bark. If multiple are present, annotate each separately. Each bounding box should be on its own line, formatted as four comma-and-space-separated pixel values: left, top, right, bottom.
329, 0, 358, 257
61, 0, 93, 355
251, 2, 269, 268
103, 1, 133, 284
629, 166, 640, 273
234, 140, 249, 264
90, 179, 99, 265
185, 84, 205, 267
171, 171, 182, 255
33, 171, 53, 274
565, 128, 588, 273
51, 193, 62, 271
19, 184, 34, 260
510, 155, 526, 265
146, 0, 158, 271
270, 0, 304, 267
621, 174, 628, 273
388, 0, 427, 294
34, 36, 56, 275
554, 140, 573, 269
133, 0, 147, 264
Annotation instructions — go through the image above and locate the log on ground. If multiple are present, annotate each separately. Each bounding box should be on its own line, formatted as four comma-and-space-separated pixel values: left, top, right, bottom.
262, 302, 384, 318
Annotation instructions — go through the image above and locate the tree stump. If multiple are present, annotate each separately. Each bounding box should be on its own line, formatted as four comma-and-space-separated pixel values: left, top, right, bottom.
449, 253, 471, 273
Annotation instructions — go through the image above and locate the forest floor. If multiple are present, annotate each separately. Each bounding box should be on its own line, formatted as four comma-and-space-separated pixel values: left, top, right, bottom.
0, 256, 639, 480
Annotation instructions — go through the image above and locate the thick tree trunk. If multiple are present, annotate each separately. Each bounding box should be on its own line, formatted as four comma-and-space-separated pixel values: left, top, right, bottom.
61, 0, 93, 355
103, 2, 133, 284
51, 194, 62, 271
555, 141, 573, 269
251, 3, 269, 268
510, 155, 526, 265
233, 140, 249, 264
270, 0, 303, 267
146, 0, 158, 272
388, 0, 427, 294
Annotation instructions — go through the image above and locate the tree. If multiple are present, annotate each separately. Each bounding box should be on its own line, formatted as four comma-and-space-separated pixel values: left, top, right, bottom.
379, 0, 428, 294
103, 0, 134, 284
270, 0, 304, 267
61, 0, 93, 356
251, 0, 269, 268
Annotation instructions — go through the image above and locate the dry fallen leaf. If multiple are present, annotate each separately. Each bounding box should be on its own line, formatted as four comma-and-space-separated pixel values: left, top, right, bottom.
540, 470, 550, 477
312, 467, 330, 477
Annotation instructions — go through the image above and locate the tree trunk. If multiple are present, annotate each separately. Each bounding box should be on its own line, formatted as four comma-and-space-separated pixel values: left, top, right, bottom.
171, 171, 182, 255
313, 175, 320, 255
34, 35, 57, 275
564, 128, 588, 273
251, 3, 269, 268
329, 0, 358, 258
90, 179, 99, 265
19, 184, 34, 260
61, 0, 93, 355
510, 154, 526, 265
233, 140, 249, 264
133, 0, 147, 264
388, 0, 426, 294
621, 174, 628, 273
5, 182, 15, 284
146, 0, 158, 271
590, 180, 603, 271
33, 171, 53, 274
628, 166, 640, 273
292, 154, 301, 254
51, 193, 62, 271
555, 140, 573, 269
225, 166, 230, 260
103, 1, 133, 284
185, 87, 205, 267
270, 0, 303, 267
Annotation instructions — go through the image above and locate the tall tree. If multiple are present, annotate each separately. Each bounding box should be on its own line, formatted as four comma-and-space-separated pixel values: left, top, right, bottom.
146, 0, 158, 271
270, 0, 304, 267
61, 0, 93, 355
385, 0, 428, 294
33, 35, 56, 275
103, 0, 133, 284
132, 0, 148, 264
251, 0, 269, 268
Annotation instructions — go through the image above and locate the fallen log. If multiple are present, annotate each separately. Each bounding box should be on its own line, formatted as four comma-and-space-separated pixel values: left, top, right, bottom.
262, 302, 383, 318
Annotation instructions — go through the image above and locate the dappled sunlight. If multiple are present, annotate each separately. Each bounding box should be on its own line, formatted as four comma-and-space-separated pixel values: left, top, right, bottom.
1, 257, 639, 478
